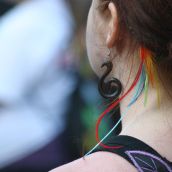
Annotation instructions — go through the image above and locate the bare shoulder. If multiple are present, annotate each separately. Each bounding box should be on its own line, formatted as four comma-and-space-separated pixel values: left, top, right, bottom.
50, 152, 137, 172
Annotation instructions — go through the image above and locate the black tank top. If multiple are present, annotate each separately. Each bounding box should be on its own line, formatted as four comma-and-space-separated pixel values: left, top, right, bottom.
92, 135, 172, 172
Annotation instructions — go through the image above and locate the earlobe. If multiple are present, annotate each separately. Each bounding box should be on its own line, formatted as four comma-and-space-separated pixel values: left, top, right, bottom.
106, 2, 118, 48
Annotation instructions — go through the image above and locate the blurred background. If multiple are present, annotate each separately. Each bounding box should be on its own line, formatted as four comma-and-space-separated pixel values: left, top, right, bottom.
0, 0, 121, 172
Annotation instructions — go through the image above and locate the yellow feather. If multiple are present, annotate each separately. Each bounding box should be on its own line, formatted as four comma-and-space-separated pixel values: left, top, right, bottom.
144, 52, 160, 107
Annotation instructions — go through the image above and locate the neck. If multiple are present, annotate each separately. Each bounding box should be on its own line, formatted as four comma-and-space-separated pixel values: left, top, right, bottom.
119, 84, 172, 160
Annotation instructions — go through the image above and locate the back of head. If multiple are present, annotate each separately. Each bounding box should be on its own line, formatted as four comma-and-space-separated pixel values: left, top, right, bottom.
107, 0, 172, 56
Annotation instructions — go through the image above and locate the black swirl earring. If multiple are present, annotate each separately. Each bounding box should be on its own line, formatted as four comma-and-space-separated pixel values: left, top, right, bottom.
98, 61, 122, 100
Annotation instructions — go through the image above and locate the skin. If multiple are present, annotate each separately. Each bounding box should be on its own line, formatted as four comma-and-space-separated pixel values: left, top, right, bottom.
51, 0, 172, 171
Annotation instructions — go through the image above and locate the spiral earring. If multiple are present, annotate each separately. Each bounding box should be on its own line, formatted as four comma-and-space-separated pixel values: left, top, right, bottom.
98, 56, 122, 100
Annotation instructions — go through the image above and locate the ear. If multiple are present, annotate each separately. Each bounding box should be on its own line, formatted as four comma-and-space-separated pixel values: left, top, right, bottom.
106, 2, 118, 48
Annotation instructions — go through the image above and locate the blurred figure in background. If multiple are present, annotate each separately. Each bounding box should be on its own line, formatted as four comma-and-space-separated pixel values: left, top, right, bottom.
0, 0, 76, 171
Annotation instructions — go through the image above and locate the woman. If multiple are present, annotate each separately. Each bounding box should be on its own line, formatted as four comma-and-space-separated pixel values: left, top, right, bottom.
51, 0, 172, 171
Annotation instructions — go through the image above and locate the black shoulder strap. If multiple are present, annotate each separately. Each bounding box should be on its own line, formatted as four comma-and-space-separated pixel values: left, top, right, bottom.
91, 135, 172, 172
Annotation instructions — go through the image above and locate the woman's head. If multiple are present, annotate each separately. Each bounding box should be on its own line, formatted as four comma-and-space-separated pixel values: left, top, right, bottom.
86, 0, 172, 150
86, 0, 172, 87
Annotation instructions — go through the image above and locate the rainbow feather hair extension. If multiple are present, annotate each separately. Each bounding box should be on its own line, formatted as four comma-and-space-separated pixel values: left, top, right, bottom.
140, 48, 160, 106
85, 47, 160, 156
